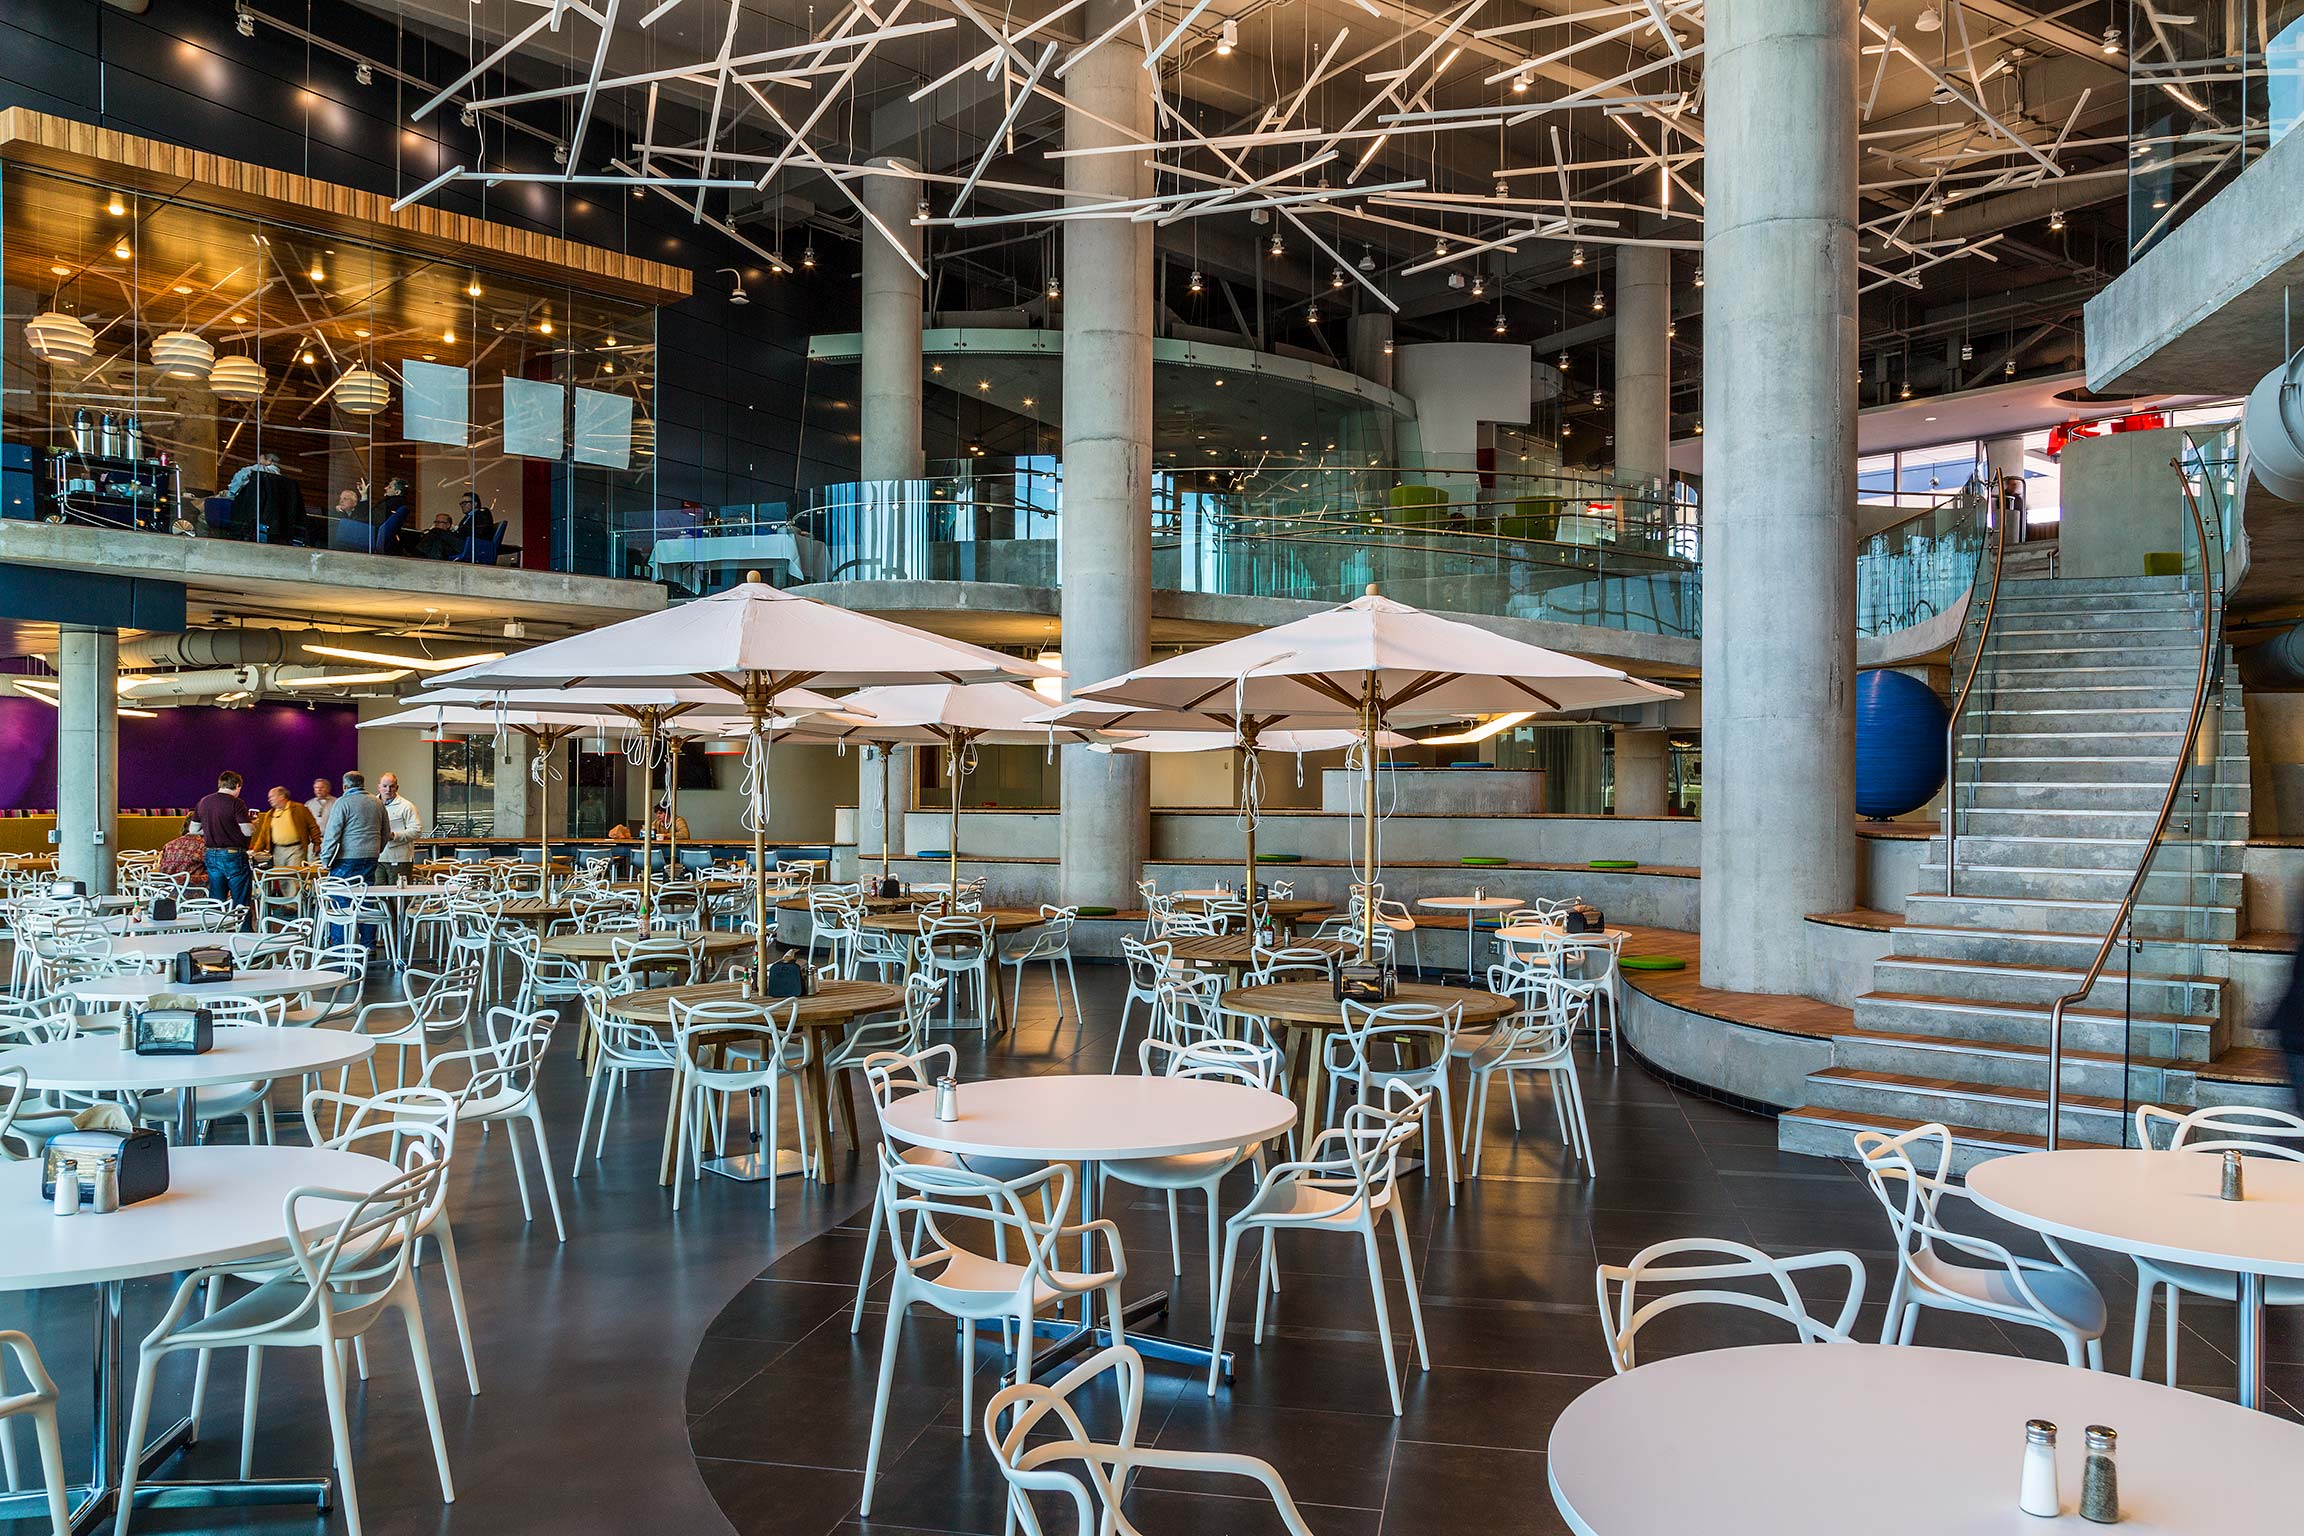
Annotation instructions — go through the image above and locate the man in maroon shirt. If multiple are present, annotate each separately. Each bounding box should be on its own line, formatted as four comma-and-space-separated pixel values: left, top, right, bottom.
191, 770, 256, 924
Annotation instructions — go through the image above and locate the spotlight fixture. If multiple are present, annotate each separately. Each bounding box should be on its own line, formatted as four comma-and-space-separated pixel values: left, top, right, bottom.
552, 143, 568, 166
1217, 18, 1237, 55
354, 61, 373, 86
1047, 275, 1061, 299
1187, 269, 1204, 294
1592, 387, 1605, 406
931, 361, 944, 373
459, 104, 478, 127
106, 195, 125, 217
443, 328, 455, 343
1493, 310, 1507, 336
916, 196, 931, 221
1381, 337, 1394, 356
1915, 5, 1942, 31
2102, 25, 2120, 53
1556, 351, 1569, 371
1590, 286, 1605, 313
235, 6, 255, 37
2048, 207, 2065, 232
1693, 419, 1703, 434
977, 379, 991, 391
1960, 339, 1973, 362
1470, 273, 1486, 298
308, 261, 325, 282
1570, 243, 1585, 267
1435, 238, 1449, 257
299, 349, 316, 365
2005, 356, 2017, 376
1512, 64, 1533, 93
1358, 245, 1376, 272
1494, 180, 1509, 200
1305, 300, 1321, 325
1268, 230, 1285, 258
467, 276, 483, 297
1330, 265, 1346, 289
538, 319, 553, 334
1899, 379, 1913, 399
1667, 320, 1677, 338
801, 244, 817, 270
1694, 263, 1704, 288
112, 241, 131, 261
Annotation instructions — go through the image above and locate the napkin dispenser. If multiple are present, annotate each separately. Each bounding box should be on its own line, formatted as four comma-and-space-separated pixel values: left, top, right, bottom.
876, 876, 903, 900
132, 1005, 213, 1055
148, 896, 177, 923
763, 956, 813, 999
47, 877, 84, 900
42, 1128, 169, 1208
171, 947, 234, 985
1332, 962, 1395, 1005
1563, 902, 1606, 935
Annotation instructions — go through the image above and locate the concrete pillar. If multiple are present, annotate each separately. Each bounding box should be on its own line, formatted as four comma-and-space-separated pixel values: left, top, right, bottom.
56, 626, 119, 896
1614, 243, 1672, 488
1057, 0, 1154, 909
1348, 312, 1394, 390
492, 733, 540, 839
1613, 727, 1670, 818
1699, 0, 1859, 995
859, 156, 926, 482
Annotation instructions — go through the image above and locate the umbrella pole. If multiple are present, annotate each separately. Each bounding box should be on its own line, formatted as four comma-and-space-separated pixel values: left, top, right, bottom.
533, 728, 554, 900
1361, 678, 1379, 964
667, 743, 682, 880
639, 732, 656, 935
879, 746, 894, 882
1238, 729, 1258, 913
751, 716, 770, 983
946, 733, 963, 909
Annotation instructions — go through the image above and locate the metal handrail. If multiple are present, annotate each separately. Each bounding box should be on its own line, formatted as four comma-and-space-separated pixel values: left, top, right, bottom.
1941, 481, 2014, 895
2042, 458, 2221, 1150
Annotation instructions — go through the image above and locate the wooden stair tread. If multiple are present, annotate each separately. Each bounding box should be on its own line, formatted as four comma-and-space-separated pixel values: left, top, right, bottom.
1811, 1066, 2128, 1115
1834, 1028, 2191, 1074
1872, 954, 2220, 987
1780, 1105, 2050, 1153
1860, 990, 2218, 1029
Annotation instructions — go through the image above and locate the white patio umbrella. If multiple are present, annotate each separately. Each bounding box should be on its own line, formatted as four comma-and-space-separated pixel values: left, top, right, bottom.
1071, 587, 1682, 958
431, 574, 1058, 974
793, 682, 1105, 900
359, 703, 608, 884
410, 685, 846, 910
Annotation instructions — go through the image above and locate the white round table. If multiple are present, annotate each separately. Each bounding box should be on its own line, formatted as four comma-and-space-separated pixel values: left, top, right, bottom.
0, 1147, 393, 1527
100, 914, 219, 936
882, 1074, 1296, 1375
3, 1025, 375, 1144
1547, 1343, 2304, 1534
1416, 894, 1522, 980
104, 930, 276, 961
1968, 1147, 2304, 1411
57, 967, 356, 1006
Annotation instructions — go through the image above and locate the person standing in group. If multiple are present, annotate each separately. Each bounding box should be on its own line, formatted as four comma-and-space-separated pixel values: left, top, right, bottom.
320, 771, 384, 882
189, 771, 255, 924
306, 776, 337, 828
252, 785, 320, 870
376, 772, 422, 883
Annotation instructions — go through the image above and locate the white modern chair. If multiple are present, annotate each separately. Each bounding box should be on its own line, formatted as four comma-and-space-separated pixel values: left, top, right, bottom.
1555, 930, 1627, 1063
670, 996, 815, 1212
1854, 1122, 2108, 1366
111, 1132, 456, 1536
919, 914, 999, 1036
1210, 1084, 1433, 1414
1102, 1037, 1281, 1305
1109, 937, 1174, 1073
341, 964, 480, 1098
0, 1331, 68, 1536
1325, 997, 1463, 1203
847, 1041, 963, 1334
859, 1157, 1126, 1516
1595, 1239, 1865, 1372
2128, 1104, 2304, 1382
1000, 906, 1083, 1026
1459, 961, 1596, 1177
570, 985, 679, 1178
823, 971, 944, 1149
421, 1006, 567, 1243
985, 1344, 1317, 1536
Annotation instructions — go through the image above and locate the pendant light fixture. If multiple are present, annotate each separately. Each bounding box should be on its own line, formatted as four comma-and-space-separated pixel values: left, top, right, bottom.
24, 311, 95, 366
209, 355, 267, 401
151, 329, 216, 381
335, 366, 391, 415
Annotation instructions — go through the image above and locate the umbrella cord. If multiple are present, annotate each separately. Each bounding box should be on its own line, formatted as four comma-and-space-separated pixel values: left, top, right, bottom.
741, 729, 774, 835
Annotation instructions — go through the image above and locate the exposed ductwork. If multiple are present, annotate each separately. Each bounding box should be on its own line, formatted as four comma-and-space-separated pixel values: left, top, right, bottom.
115, 630, 332, 670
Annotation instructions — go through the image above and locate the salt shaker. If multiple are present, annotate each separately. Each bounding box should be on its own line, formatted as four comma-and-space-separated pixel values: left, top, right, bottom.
2019, 1419, 2061, 1517
91, 1158, 120, 1215
2221, 1149, 2245, 1201
934, 1076, 957, 1122
2080, 1425, 2119, 1524
52, 1166, 80, 1218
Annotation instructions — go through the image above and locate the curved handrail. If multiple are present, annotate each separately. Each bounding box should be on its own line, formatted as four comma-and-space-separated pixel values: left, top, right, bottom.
1941, 481, 2014, 895
2042, 457, 2221, 1150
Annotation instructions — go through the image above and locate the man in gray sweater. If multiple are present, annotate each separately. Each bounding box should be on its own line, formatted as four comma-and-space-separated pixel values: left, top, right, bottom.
320, 771, 386, 880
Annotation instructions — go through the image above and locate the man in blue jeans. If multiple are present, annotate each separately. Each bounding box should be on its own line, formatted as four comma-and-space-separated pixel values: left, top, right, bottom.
190, 771, 255, 927
319, 771, 387, 948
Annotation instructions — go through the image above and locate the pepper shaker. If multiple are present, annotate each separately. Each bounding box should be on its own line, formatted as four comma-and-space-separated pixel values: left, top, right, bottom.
91, 1158, 120, 1215
2079, 1425, 2119, 1524
934, 1076, 957, 1122
2019, 1419, 2060, 1518
2221, 1149, 2245, 1201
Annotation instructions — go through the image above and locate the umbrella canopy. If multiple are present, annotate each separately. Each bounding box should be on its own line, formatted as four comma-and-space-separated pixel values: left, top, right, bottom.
1072, 590, 1681, 720
360, 704, 608, 734
410, 683, 853, 721
1098, 728, 1414, 754
431, 574, 1060, 700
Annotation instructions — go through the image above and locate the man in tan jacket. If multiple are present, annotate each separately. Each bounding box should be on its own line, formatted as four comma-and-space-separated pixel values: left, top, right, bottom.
251, 784, 323, 868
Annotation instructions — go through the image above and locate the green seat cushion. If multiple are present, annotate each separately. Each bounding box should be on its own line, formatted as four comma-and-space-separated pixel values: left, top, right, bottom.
1075, 905, 1118, 917
1619, 955, 1685, 972
1460, 856, 1510, 866
1254, 852, 1301, 863
913, 849, 952, 858
2143, 551, 2182, 577
1588, 859, 1639, 870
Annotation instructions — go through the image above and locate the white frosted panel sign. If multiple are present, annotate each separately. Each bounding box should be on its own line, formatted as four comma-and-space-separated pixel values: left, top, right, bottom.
502, 376, 565, 459
573, 387, 634, 469
401, 360, 469, 446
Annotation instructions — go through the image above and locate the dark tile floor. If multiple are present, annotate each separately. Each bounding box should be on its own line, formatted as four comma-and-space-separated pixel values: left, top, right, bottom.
2, 963, 2296, 1536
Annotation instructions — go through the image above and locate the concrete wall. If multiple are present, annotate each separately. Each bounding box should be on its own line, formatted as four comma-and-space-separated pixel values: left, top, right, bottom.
2245, 691, 2304, 837
1318, 767, 1546, 814
2057, 428, 2194, 579
1620, 985, 1833, 1112
1391, 343, 1536, 462
1860, 833, 1929, 913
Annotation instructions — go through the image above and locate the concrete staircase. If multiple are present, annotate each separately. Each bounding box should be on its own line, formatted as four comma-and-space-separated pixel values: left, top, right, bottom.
1781, 574, 2242, 1172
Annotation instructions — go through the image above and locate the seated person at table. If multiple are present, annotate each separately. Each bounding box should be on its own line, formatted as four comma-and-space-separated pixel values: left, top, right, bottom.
414, 510, 462, 560
155, 819, 205, 878
650, 804, 692, 840
227, 452, 307, 544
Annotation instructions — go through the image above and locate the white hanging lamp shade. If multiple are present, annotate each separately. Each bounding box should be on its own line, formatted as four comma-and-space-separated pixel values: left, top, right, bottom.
208, 354, 267, 402
150, 329, 216, 380
334, 366, 390, 415
24, 311, 96, 366
630, 415, 655, 459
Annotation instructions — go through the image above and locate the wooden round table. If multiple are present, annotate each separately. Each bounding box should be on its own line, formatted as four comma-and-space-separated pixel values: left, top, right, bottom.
1219, 979, 1516, 1134
605, 978, 905, 1185
1171, 894, 1333, 938
1163, 933, 1354, 984
858, 907, 1045, 934
543, 930, 753, 966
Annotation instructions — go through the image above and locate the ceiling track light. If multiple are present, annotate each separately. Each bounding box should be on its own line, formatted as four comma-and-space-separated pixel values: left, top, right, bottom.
354, 61, 374, 86
1590, 287, 1605, 313
1960, 340, 1974, 362
1187, 269, 1204, 294
1570, 243, 1585, 268
2102, 25, 2121, 54
1217, 17, 1237, 56
1047, 276, 1061, 300
2048, 207, 2065, 232
1330, 265, 1346, 289
459, 104, 477, 128
1358, 245, 1376, 272
1512, 64, 1533, 93
1493, 311, 1507, 336
1268, 231, 1285, 258
235, 5, 255, 37
1694, 264, 1704, 288
801, 244, 817, 270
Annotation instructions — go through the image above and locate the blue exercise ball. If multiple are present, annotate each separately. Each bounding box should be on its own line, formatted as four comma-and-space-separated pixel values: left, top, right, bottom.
1854, 669, 1948, 819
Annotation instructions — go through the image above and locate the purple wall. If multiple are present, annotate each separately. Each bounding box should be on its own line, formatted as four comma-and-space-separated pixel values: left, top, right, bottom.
0, 700, 360, 812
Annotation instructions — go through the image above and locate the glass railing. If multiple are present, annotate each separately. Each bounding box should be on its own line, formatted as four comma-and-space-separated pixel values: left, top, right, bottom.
1856, 484, 1990, 636
620, 466, 1704, 637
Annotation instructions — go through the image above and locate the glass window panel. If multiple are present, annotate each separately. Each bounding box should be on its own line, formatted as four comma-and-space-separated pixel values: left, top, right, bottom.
502, 376, 565, 460
402, 360, 470, 446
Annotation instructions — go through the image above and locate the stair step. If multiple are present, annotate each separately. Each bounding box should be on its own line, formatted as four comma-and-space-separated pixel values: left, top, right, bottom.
1778, 1104, 2046, 1172
1991, 628, 2198, 652
1889, 921, 2225, 972
1928, 832, 2240, 873
1954, 807, 2249, 841
1900, 892, 2239, 942
1963, 782, 2250, 812
1972, 757, 2200, 784
1856, 990, 2217, 1060
1828, 1029, 2194, 1097
1993, 575, 2193, 596
1918, 863, 2241, 903
1802, 1067, 2129, 1142
1870, 953, 2220, 1013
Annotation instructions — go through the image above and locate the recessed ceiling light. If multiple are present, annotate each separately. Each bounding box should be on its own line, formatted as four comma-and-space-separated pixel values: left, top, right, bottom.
538, 319, 553, 334
231, 313, 248, 323
48, 264, 69, 276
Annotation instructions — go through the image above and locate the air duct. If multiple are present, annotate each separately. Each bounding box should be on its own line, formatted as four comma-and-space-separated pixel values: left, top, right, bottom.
116, 630, 326, 670
2245, 354, 2304, 501
117, 667, 264, 703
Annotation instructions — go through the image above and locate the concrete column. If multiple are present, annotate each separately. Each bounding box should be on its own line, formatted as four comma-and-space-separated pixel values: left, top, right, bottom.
1699, 0, 1859, 995
56, 626, 119, 896
1614, 243, 1672, 488
1348, 312, 1394, 390
859, 156, 926, 482
1612, 727, 1670, 818
1057, 0, 1154, 909
492, 733, 540, 839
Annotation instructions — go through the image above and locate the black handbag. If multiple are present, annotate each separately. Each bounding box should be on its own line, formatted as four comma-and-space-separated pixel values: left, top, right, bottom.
42, 1128, 170, 1207
148, 896, 177, 922
876, 876, 903, 900
1333, 962, 1395, 1004
763, 958, 811, 999
1564, 902, 1607, 935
